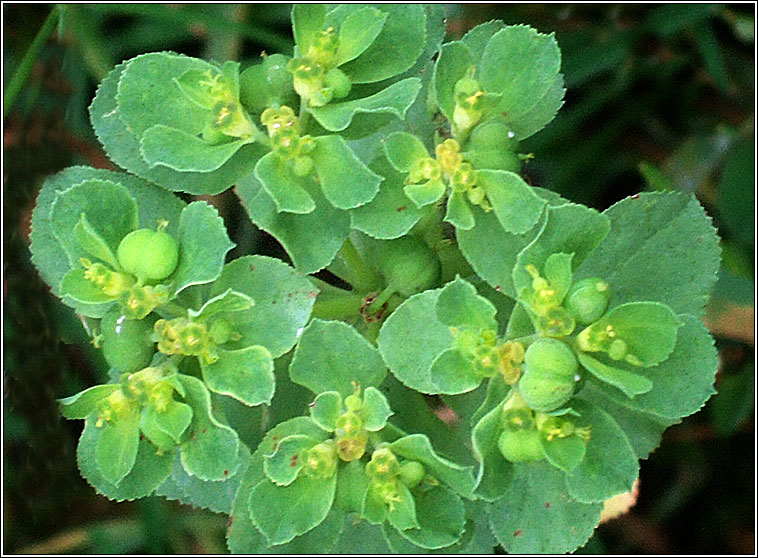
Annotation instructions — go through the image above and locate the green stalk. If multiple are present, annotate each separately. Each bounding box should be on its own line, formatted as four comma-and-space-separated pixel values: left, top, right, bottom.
4, 6, 60, 117
366, 284, 396, 315
337, 237, 382, 293
311, 293, 364, 321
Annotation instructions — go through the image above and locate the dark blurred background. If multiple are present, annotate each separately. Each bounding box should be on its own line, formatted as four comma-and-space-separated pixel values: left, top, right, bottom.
3, 4, 754, 554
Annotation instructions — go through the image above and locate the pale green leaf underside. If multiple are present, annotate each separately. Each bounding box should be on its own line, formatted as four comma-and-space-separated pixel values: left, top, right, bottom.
309, 78, 421, 132
335, 7, 387, 66
59, 384, 120, 419
397, 485, 466, 549
200, 345, 275, 406
384, 131, 429, 173
254, 152, 316, 214
140, 124, 252, 173
74, 212, 120, 269
577, 352, 653, 399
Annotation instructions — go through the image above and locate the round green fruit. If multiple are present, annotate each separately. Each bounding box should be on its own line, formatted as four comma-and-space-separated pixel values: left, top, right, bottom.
117, 228, 179, 281
518, 370, 575, 412
399, 460, 426, 488
375, 236, 441, 297
497, 429, 544, 463
524, 338, 578, 378
101, 309, 156, 373
565, 277, 610, 325
239, 54, 296, 111
468, 117, 519, 153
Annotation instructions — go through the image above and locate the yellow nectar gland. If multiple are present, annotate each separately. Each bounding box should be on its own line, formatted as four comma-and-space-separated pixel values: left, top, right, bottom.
498, 341, 525, 384
435, 139, 463, 176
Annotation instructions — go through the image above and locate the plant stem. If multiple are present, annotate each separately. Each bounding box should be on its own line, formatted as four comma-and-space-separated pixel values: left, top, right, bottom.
311, 293, 364, 321
4, 6, 60, 117
337, 237, 382, 293
366, 284, 396, 315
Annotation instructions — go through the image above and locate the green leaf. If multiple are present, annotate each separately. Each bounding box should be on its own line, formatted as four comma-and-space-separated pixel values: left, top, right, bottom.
507, 73, 565, 140
91, 62, 262, 195
479, 26, 563, 139
576, 192, 721, 318
153, 399, 193, 443
292, 4, 326, 53
513, 203, 610, 297
333, 460, 370, 515
155, 446, 251, 514
436, 276, 497, 330
387, 482, 420, 531
310, 391, 343, 432
488, 461, 602, 554
384, 131, 429, 172
290, 319, 387, 397
249, 474, 337, 546
576, 352, 653, 399
564, 399, 638, 503
310, 78, 421, 132
74, 212, 120, 269
378, 289, 455, 394
238, 172, 351, 274
172, 201, 235, 295
350, 155, 423, 240
187, 288, 255, 320
200, 345, 275, 406
361, 387, 393, 431
390, 434, 477, 497
543, 252, 574, 303
432, 41, 473, 122
173, 69, 217, 109
430, 346, 482, 395
471, 401, 514, 501
539, 430, 586, 473
59, 384, 121, 419
397, 485, 466, 549
227, 417, 326, 553
264, 434, 321, 486
140, 125, 252, 173
140, 404, 177, 452
580, 302, 681, 367
312, 135, 383, 210
117, 52, 211, 136
50, 179, 138, 268
334, 518, 392, 554
586, 314, 717, 420
177, 374, 241, 481
209, 256, 318, 358
254, 151, 316, 214
404, 178, 446, 209
95, 411, 140, 485
461, 21, 505, 67
444, 191, 475, 230
60, 269, 116, 304
337, 5, 426, 84
77, 416, 174, 502
336, 7, 387, 65
478, 170, 545, 234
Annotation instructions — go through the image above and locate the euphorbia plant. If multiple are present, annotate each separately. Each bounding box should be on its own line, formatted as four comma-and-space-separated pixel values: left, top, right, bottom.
29, 4, 721, 554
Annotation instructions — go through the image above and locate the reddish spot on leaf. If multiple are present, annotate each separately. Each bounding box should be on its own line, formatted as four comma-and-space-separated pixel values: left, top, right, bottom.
309, 291, 318, 298
227, 516, 234, 530
545, 502, 551, 508
309, 401, 317, 407
224, 469, 229, 476
249, 265, 256, 272
495, 285, 502, 292
396, 205, 407, 212
202, 428, 207, 434
631, 193, 640, 200
513, 529, 523, 537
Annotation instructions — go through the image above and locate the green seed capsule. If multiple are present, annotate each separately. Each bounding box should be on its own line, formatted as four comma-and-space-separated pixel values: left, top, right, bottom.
497, 429, 544, 463
398, 460, 425, 488
375, 236, 441, 297
565, 278, 610, 325
518, 370, 575, 412
524, 338, 578, 378
117, 228, 179, 281
468, 117, 519, 153
101, 309, 155, 373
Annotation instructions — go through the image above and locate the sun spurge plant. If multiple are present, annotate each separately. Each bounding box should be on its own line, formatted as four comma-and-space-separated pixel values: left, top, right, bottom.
29, 5, 722, 554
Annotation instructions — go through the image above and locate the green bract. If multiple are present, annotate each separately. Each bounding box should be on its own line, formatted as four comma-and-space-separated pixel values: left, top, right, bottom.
30, 4, 721, 555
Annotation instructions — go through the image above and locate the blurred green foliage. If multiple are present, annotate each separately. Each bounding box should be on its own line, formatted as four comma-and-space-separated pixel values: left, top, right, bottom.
4, 3, 754, 554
